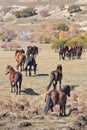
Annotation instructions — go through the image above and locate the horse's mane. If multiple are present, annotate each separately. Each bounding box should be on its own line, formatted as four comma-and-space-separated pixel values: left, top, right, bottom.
7, 65, 15, 71
61, 85, 70, 96
57, 64, 62, 71
15, 49, 25, 54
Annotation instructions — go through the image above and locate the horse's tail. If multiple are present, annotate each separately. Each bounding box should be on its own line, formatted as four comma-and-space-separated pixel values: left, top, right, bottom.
44, 94, 51, 114
46, 73, 55, 91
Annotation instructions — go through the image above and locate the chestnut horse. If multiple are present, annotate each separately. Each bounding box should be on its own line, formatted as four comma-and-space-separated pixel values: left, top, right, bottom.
46, 64, 62, 91
5, 65, 22, 95
44, 85, 70, 116
15, 49, 26, 71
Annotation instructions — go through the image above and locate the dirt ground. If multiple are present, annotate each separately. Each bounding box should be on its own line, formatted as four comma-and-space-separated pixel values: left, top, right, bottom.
0, 41, 87, 130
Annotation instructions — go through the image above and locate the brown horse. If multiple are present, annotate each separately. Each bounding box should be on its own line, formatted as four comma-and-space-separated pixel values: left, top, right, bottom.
46, 64, 62, 91
15, 49, 26, 71
44, 85, 70, 116
5, 65, 22, 95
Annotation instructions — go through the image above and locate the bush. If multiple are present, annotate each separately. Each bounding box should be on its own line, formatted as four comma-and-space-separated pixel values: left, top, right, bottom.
43, 37, 52, 43
51, 39, 68, 49
56, 23, 69, 31
14, 8, 36, 18
0, 30, 16, 41
68, 5, 81, 13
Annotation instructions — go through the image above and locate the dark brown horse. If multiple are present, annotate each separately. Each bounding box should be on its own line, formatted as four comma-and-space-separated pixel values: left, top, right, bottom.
15, 49, 26, 71
44, 85, 70, 116
5, 65, 22, 95
46, 64, 62, 91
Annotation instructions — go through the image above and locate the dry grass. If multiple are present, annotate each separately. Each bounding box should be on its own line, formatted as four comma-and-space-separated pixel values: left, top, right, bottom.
0, 40, 87, 129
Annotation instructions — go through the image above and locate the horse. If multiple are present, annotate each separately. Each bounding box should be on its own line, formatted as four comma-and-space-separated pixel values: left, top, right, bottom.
58, 46, 68, 60
26, 46, 38, 58
24, 55, 37, 76
46, 64, 62, 91
5, 65, 22, 95
44, 85, 71, 116
15, 49, 26, 71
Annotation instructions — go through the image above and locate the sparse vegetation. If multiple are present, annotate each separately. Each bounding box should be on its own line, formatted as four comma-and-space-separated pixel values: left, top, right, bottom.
51, 39, 67, 49
68, 5, 81, 13
56, 23, 69, 31
14, 8, 36, 18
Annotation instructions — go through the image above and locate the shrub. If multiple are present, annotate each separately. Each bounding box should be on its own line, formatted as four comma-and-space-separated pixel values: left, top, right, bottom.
14, 8, 36, 18
56, 23, 69, 31
51, 39, 68, 49
0, 30, 16, 41
68, 5, 81, 13
43, 37, 52, 43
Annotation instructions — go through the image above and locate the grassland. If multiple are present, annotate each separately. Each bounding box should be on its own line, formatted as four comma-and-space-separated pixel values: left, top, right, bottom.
0, 41, 87, 130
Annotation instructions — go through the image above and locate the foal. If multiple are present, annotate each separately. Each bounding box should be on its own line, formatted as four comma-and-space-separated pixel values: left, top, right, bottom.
44, 85, 70, 116
5, 65, 22, 95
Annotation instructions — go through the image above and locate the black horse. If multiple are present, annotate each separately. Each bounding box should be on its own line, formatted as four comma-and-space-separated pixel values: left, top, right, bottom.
26, 46, 38, 58
44, 85, 71, 116
24, 55, 37, 76
46, 64, 62, 91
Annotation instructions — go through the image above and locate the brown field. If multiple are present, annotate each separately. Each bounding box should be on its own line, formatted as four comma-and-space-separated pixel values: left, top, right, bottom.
0, 41, 87, 130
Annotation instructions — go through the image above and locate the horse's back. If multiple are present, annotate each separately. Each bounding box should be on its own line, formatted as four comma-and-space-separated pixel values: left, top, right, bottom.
15, 52, 26, 63
58, 90, 67, 104
46, 90, 67, 105
50, 70, 62, 81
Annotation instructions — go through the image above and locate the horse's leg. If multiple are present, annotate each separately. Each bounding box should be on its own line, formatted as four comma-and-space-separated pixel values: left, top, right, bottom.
50, 103, 54, 112
59, 80, 61, 90
25, 67, 28, 76
64, 104, 66, 116
53, 81, 57, 90
15, 84, 18, 95
16, 64, 19, 70
29, 66, 31, 76
11, 83, 13, 93
20, 64, 22, 71
59, 105, 63, 116
34, 64, 37, 75
46, 74, 55, 91
19, 82, 22, 95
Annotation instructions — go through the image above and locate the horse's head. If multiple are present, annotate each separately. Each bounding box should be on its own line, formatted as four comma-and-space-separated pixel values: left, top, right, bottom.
5, 65, 14, 75
62, 85, 71, 97
57, 64, 62, 72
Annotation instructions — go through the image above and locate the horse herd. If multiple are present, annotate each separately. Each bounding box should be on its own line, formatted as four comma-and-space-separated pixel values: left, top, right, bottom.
58, 45, 83, 60
5, 45, 71, 116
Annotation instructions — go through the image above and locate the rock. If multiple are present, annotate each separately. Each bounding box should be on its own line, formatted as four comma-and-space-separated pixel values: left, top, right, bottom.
19, 122, 32, 127
33, 115, 44, 120
28, 108, 38, 115
59, 126, 74, 130
73, 114, 87, 130
18, 104, 24, 110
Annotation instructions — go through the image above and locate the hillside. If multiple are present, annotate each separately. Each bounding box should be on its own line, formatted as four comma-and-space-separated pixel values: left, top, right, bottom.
0, 0, 87, 33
